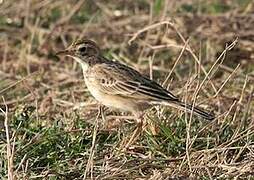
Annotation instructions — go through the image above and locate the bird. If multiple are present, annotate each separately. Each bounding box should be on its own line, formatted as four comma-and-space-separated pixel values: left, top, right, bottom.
56, 39, 214, 146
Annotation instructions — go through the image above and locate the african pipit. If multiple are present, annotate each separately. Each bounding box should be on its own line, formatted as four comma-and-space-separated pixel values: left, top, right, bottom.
56, 39, 214, 144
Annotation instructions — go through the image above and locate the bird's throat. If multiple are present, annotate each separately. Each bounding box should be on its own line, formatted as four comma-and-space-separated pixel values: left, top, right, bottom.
68, 55, 89, 72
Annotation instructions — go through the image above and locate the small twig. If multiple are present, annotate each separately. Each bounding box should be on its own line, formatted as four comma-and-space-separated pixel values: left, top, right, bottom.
183, 77, 196, 174
213, 64, 240, 98
128, 20, 218, 92
147, 43, 191, 52
222, 100, 237, 124
197, 144, 254, 153
193, 38, 238, 101
83, 107, 100, 180
15, 154, 27, 173
148, 54, 155, 80
41, 0, 85, 49
128, 20, 174, 45
171, 25, 221, 93
0, 71, 40, 95
1, 96, 14, 180
162, 38, 190, 88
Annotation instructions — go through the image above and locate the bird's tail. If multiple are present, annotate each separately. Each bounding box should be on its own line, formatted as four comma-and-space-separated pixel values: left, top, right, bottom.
154, 101, 215, 120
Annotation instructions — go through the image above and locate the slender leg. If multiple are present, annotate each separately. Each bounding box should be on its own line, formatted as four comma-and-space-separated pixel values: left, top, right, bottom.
98, 105, 107, 127
123, 113, 144, 150
147, 115, 160, 136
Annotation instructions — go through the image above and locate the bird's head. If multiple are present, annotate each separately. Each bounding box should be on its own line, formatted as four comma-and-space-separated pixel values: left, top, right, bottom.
56, 39, 100, 67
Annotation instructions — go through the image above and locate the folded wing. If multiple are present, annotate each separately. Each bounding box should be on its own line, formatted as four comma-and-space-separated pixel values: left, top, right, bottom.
91, 62, 179, 102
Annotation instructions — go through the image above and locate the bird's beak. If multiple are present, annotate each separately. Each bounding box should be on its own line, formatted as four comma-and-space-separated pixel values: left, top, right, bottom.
56, 49, 70, 56
56, 50, 67, 56
56, 45, 76, 56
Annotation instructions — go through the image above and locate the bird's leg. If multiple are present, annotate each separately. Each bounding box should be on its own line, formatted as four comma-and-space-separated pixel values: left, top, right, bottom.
98, 104, 107, 128
147, 111, 160, 136
124, 113, 144, 149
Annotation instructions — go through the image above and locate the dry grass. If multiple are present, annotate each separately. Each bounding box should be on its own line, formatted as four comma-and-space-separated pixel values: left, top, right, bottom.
0, 0, 254, 179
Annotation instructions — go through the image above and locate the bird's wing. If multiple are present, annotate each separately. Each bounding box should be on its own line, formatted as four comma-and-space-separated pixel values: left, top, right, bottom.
90, 62, 179, 102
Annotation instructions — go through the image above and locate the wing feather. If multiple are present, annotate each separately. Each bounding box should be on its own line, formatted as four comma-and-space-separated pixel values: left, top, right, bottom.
90, 62, 178, 102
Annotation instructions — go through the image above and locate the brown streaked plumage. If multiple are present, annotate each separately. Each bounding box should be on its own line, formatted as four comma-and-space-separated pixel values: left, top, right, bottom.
56, 39, 215, 147
56, 39, 214, 122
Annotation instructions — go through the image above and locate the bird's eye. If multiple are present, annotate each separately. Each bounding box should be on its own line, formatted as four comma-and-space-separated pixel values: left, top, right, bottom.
78, 46, 87, 53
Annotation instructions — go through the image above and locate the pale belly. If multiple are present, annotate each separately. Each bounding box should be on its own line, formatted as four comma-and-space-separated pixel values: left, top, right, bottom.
84, 78, 149, 113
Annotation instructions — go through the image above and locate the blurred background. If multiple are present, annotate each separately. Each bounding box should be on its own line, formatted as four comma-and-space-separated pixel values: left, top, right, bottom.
0, 0, 253, 179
